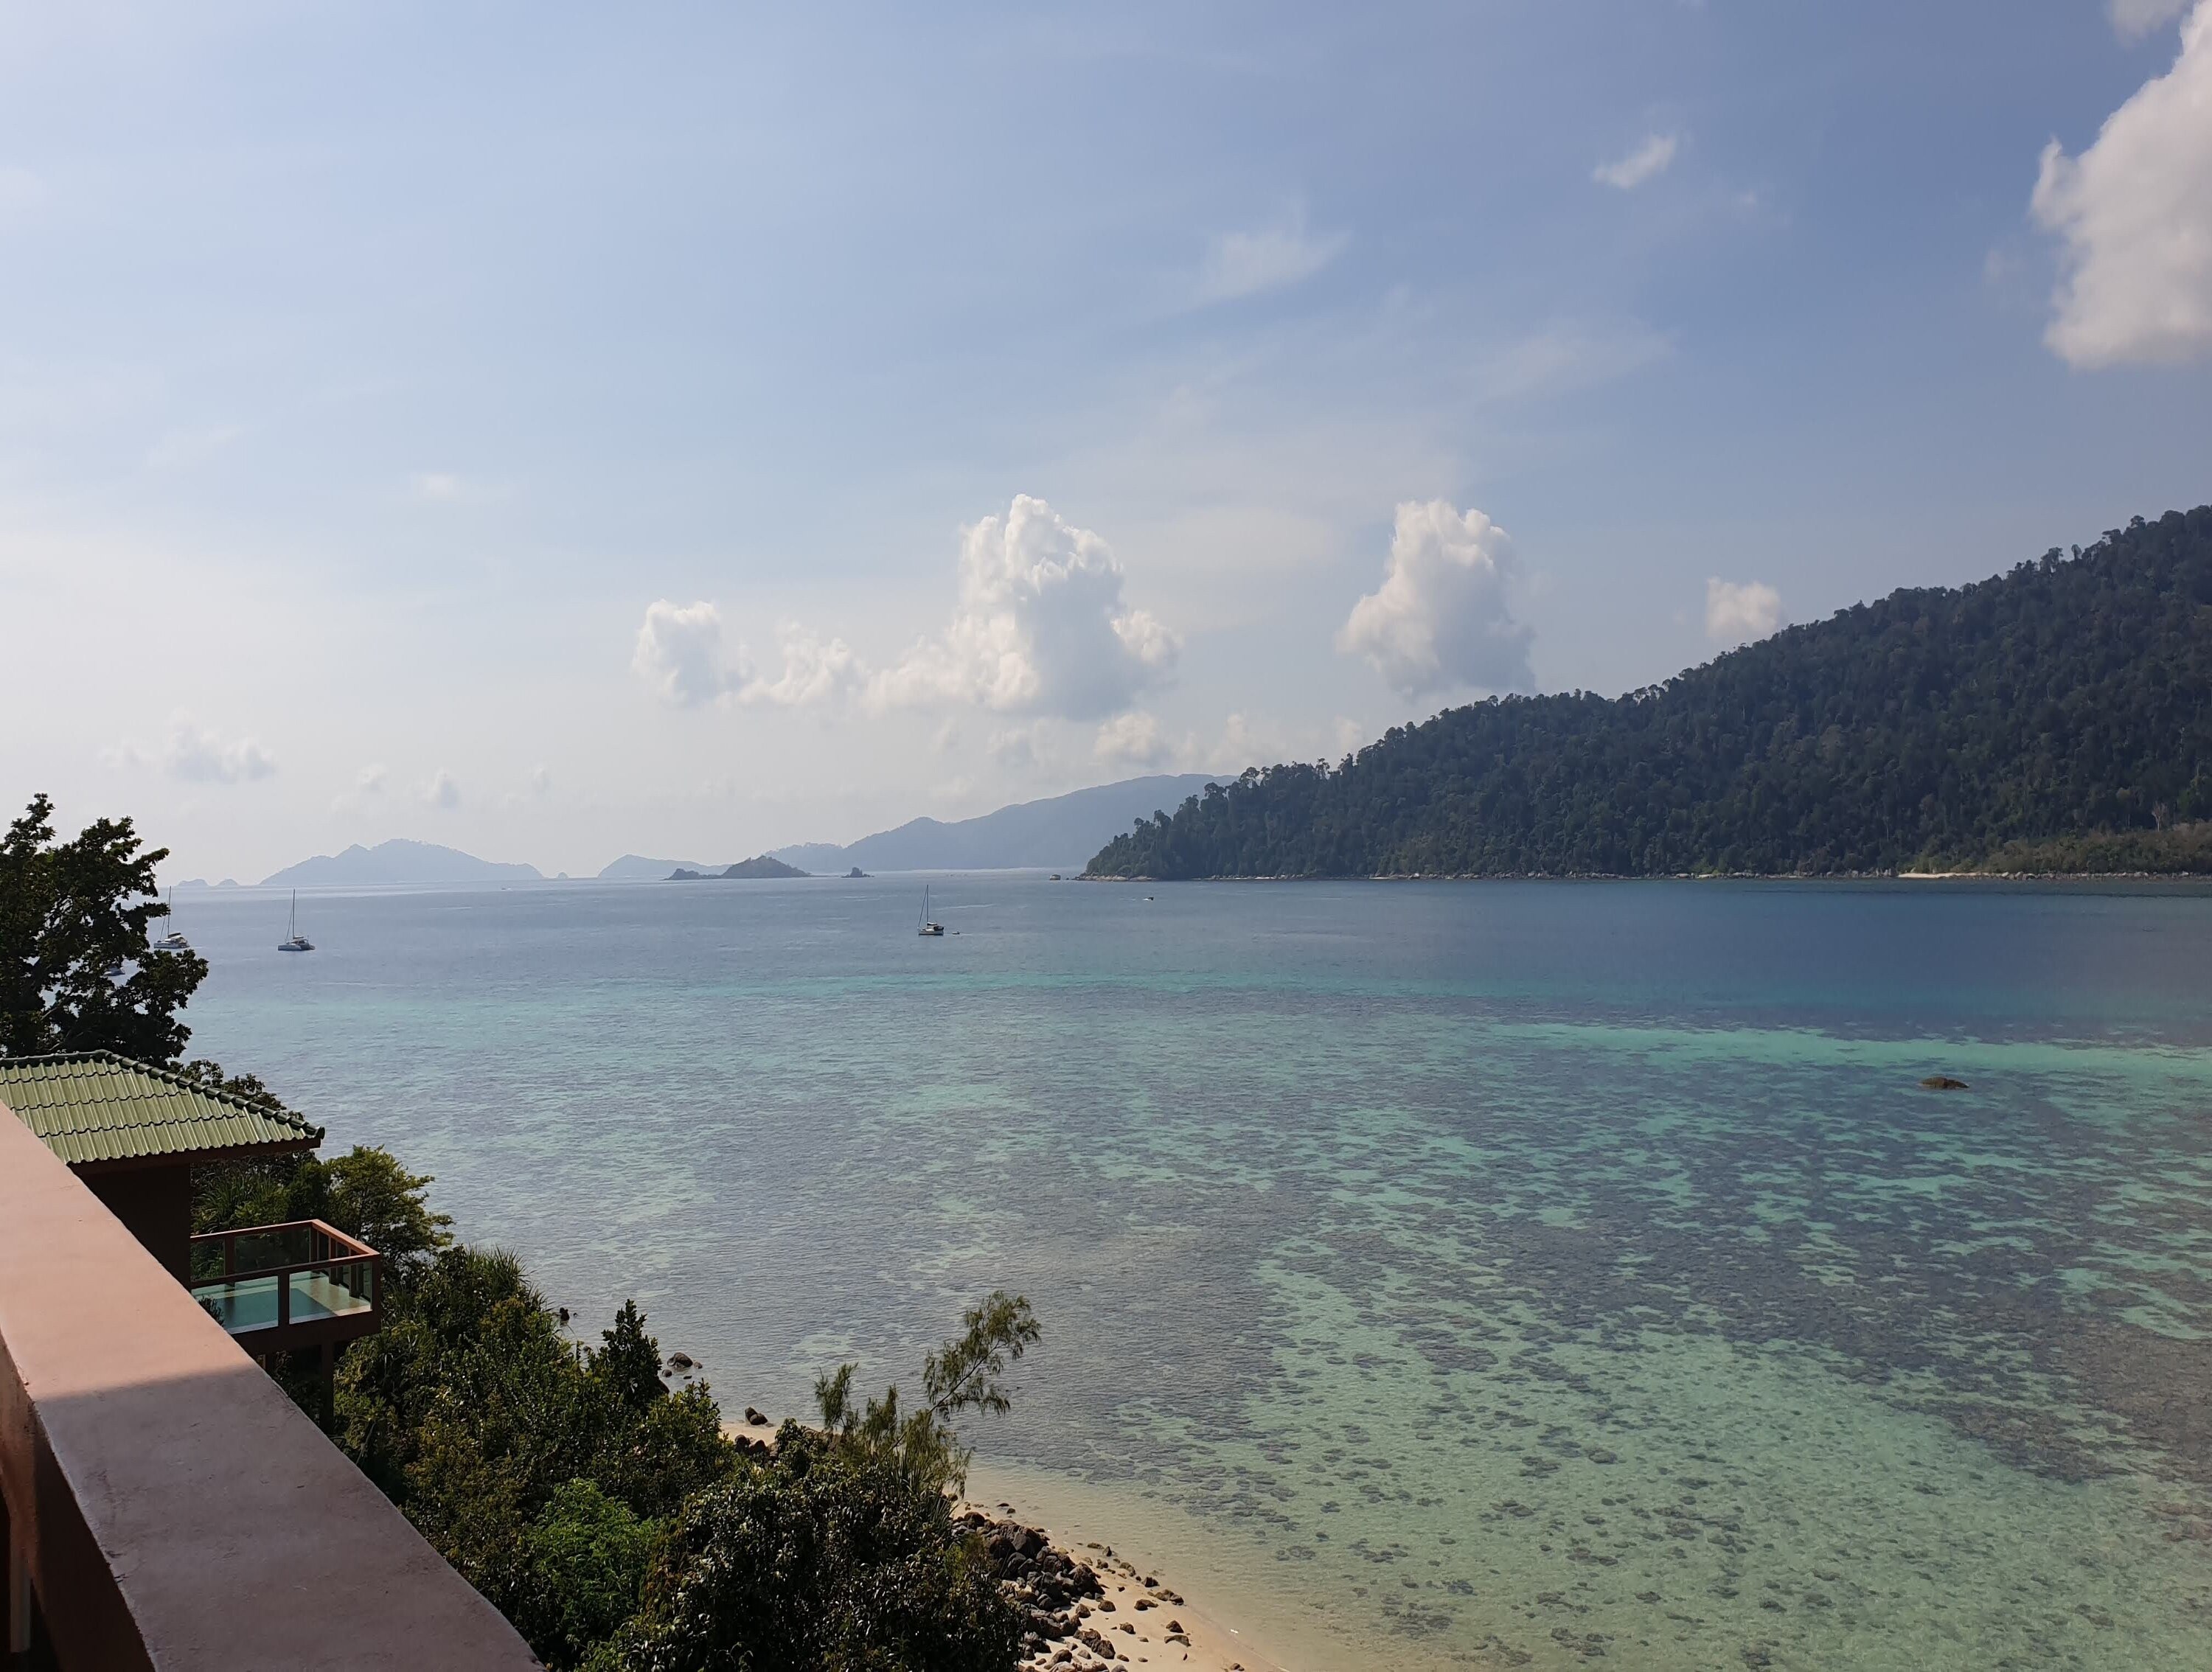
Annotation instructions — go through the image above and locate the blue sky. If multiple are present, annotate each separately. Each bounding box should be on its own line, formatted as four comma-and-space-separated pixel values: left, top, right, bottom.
4, 1, 2208, 878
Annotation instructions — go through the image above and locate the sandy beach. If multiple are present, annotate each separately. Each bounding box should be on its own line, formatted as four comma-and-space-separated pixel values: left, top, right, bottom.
961, 1497, 1287, 1672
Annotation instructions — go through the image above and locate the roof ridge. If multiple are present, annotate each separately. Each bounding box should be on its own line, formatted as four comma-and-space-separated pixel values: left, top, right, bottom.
0, 1050, 321, 1139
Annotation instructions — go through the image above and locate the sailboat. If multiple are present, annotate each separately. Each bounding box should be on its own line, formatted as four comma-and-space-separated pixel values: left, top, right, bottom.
917, 885, 945, 937
148, 888, 191, 955
278, 890, 315, 952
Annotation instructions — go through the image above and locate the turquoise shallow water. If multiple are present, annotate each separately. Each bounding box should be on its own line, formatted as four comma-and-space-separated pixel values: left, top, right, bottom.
174, 877, 2212, 1669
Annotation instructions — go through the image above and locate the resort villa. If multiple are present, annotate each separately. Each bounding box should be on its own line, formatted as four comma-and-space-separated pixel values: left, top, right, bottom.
0, 1052, 537, 1670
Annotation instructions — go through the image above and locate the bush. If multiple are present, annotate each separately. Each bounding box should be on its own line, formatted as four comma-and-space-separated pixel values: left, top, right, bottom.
611, 1428, 1023, 1672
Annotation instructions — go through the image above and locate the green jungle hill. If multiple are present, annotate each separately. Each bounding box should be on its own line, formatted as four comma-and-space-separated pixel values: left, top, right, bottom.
1085, 506, 2212, 879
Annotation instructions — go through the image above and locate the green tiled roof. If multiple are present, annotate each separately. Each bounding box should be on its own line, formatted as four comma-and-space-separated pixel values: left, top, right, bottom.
0, 1051, 323, 1168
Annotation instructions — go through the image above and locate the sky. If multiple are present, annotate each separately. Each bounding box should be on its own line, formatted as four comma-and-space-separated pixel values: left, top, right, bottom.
2, 0, 2208, 881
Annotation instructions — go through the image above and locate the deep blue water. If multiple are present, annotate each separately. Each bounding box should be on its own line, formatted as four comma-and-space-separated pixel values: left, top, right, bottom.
173, 877, 2212, 1671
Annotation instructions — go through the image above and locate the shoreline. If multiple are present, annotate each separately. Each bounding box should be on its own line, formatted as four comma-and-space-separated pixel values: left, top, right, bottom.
719, 1414, 1301, 1670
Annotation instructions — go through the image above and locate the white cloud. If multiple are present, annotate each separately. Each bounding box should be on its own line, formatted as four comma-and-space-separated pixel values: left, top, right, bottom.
1337, 501, 1534, 699
529, 764, 552, 795
872, 495, 1179, 720
742, 624, 864, 708
1094, 711, 1170, 770
634, 599, 741, 708
1197, 206, 1349, 303
2031, 4, 2212, 366
358, 764, 388, 795
2110, 0, 2191, 42
1593, 133, 1680, 191
421, 769, 460, 809
632, 602, 863, 711
1705, 577, 1784, 644
139, 717, 276, 784
633, 498, 1177, 725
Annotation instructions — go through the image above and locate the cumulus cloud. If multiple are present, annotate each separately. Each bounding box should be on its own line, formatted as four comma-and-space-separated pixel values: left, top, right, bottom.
2031, 4, 2212, 366
421, 769, 460, 809
633, 601, 864, 711
1337, 501, 1534, 699
634, 600, 740, 708
1594, 133, 1680, 190
1197, 207, 1349, 302
745, 625, 864, 708
872, 495, 1178, 720
1094, 711, 1171, 770
633, 498, 1177, 725
2111, 0, 2191, 41
144, 717, 276, 784
358, 764, 388, 795
1705, 578, 1785, 645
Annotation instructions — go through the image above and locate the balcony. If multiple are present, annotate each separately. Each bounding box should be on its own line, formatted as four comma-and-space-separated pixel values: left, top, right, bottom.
0, 1098, 538, 1671
189, 1219, 382, 1358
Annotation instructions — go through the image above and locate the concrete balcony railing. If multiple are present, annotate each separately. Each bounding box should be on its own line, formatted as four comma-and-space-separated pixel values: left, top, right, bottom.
0, 1100, 539, 1671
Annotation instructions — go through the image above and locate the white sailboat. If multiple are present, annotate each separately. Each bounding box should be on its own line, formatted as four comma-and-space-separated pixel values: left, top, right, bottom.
278, 890, 315, 952
148, 888, 191, 954
917, 885, 945, 937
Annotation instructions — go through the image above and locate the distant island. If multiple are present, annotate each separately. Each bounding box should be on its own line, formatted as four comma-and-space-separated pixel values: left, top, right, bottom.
669, 855, 810, 880
767, 773, 1224, 872
1087, 507, 2212, 880
263, 838, 543, 887
594, 773, 1224, 879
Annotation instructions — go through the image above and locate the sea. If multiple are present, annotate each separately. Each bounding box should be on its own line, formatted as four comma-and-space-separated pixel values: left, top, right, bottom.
173, 874, 2212, 1671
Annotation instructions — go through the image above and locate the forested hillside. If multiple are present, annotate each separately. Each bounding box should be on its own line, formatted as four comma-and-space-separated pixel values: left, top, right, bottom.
1087, 507, 2212, 879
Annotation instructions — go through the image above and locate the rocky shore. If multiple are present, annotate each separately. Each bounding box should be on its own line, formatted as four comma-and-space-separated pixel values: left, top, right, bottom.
958, 1505, 1263, 1671
720, 1415, 1276, 1670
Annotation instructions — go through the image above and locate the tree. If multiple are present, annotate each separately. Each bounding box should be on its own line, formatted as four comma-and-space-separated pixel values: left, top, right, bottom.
611, 1434, 1023, 1672
1084, 506, 2212, 879
515, 1480, 658, 1672
813, 1291, 1039, 1498
1, 794, 206, 1060
187, 1064, 454, 1278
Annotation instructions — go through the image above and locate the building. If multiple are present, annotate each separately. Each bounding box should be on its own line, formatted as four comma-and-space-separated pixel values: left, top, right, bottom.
0, 1054, 538, 1670
0, 1051, 324, 1283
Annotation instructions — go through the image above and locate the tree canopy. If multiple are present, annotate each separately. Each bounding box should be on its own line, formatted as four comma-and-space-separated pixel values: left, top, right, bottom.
1, 793, 206, 1059
1087, 507, 2212, 879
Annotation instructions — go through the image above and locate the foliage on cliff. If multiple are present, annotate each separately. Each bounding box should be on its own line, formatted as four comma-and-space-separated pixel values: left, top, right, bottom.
1086, 508, 2212, 879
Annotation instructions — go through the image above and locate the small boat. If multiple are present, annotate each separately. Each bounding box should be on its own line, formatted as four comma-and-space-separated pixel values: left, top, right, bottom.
147, 888, 191, 953
278, 889, 315, 952
917, 885, 945, 937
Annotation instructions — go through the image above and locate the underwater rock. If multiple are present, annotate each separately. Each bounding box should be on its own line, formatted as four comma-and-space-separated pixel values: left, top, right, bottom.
1919, 1075, 1970, 1090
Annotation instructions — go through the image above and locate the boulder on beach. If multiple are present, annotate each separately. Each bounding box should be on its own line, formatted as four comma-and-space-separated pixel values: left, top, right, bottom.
745, 1406, 769, 1427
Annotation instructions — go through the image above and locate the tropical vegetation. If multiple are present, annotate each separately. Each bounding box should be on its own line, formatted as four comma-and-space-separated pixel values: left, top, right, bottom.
1086, 507, 2212, 878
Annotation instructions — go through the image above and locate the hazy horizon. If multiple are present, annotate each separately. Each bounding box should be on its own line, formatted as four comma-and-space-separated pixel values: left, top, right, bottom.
4, 2, 2209, 880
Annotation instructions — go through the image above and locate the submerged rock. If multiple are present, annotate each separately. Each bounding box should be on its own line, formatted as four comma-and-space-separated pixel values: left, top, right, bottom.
1920, 1075, 1971, 1090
